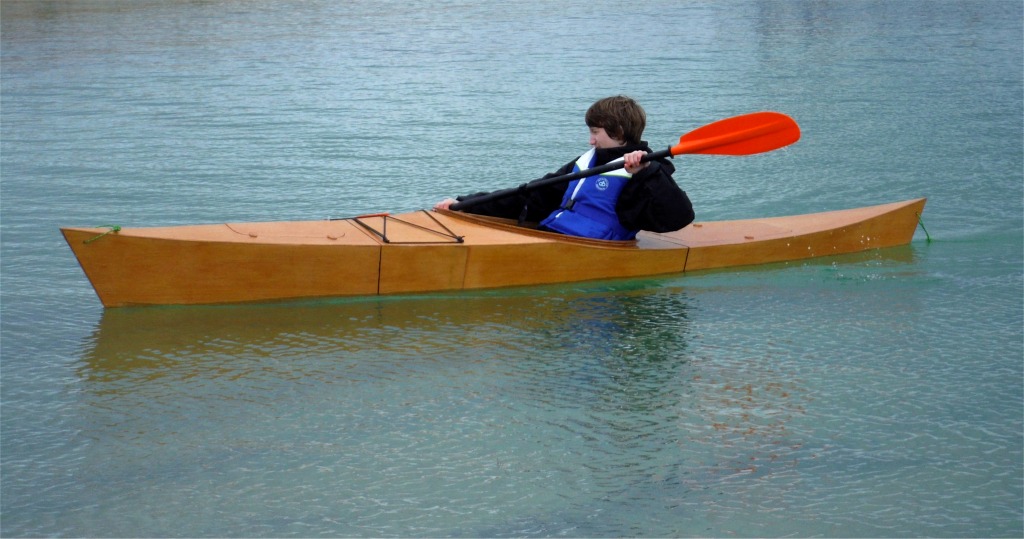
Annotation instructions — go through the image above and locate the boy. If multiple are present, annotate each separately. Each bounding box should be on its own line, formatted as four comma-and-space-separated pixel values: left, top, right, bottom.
434, 95, 694, 240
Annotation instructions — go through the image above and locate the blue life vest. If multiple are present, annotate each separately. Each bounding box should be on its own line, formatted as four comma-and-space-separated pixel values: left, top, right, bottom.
539, 149, 637, 240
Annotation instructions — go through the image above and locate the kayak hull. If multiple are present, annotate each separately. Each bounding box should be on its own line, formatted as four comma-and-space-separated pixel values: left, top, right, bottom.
61, 198, 926, 307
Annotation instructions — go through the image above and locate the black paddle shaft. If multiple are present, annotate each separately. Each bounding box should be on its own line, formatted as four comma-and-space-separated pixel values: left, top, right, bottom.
448, 148, 672, 211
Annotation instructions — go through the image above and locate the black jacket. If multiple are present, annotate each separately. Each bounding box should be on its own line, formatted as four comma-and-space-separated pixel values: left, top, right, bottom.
456, 142, 695, 233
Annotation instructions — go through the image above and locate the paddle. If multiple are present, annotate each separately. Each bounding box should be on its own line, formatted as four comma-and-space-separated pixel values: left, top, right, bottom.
449, 111, 800, 211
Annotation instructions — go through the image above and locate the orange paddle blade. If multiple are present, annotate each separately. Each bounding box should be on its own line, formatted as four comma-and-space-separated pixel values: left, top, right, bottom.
670, 111, 800, 156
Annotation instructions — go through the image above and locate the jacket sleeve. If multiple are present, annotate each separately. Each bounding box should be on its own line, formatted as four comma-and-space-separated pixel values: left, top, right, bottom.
615, 159, 695, 233
455, 161, 575, 223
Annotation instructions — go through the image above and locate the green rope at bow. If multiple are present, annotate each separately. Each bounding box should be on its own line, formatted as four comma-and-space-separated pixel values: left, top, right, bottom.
916, 213, 932, 243
84, 225, 121, 244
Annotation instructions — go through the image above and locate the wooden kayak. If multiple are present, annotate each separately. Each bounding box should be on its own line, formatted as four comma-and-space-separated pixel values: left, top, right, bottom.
61, 198, 926, 307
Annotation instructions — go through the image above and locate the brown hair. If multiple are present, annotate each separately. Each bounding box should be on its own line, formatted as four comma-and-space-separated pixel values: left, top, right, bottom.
585, 95, 646, 145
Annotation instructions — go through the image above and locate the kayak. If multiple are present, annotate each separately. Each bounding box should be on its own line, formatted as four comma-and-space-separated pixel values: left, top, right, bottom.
61, 198, 926, 307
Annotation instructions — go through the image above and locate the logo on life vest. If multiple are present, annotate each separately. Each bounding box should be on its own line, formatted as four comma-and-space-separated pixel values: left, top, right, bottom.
595, 178, 609, 191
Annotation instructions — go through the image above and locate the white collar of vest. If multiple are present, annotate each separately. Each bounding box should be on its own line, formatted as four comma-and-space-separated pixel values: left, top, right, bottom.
575, 148, 632, 178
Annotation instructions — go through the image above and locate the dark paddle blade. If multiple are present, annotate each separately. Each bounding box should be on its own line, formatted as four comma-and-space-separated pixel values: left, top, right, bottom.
449, 112, 799, 211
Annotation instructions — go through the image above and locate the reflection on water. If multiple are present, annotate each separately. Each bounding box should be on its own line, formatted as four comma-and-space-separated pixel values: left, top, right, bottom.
67, 282, 823, 536
68, 284, 709, 536
79, 281, 692, 381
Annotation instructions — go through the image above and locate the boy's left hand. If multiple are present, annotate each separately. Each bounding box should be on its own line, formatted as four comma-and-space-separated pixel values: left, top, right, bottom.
623, 150, 649, 174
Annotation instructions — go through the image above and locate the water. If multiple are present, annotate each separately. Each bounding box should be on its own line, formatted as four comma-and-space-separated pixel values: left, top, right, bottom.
2, 0, 1021, 536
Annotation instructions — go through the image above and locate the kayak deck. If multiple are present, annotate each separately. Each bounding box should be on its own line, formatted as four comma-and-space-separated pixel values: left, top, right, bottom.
61, 198, 926, 307
646, 198, 926, 270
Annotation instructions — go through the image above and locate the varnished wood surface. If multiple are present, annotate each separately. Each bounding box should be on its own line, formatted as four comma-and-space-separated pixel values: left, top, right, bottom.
62, 198, 926, 307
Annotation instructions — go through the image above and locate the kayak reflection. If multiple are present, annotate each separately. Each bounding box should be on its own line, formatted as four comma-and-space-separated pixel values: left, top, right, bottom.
77, 280, 695, 390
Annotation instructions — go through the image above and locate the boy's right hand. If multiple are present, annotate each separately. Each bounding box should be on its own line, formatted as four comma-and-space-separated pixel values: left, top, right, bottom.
434, 198, 457, 210
623, 150, 650, 174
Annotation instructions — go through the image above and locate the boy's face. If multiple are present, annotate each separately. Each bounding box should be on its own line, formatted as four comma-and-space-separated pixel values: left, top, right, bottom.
589, 127, 624, 149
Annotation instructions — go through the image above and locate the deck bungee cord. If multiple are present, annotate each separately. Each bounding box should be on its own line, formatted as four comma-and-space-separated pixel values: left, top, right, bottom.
350, 211, 464, 244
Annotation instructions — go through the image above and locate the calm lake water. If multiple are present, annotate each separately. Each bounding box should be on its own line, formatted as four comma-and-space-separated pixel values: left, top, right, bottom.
2, 0, 1022, 536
